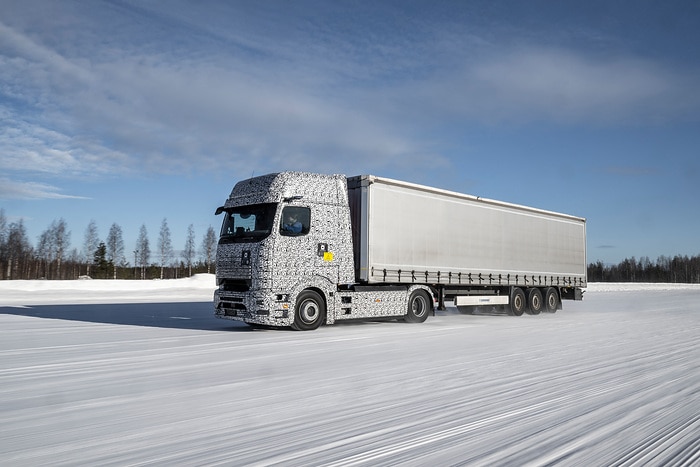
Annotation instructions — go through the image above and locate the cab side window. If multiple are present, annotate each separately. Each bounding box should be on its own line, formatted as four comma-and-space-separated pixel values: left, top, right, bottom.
280, 206, 310, 236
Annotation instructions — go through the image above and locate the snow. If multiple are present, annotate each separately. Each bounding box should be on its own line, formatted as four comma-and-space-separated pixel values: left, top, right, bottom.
0, 274, 217, 306
1, 279, 699, 465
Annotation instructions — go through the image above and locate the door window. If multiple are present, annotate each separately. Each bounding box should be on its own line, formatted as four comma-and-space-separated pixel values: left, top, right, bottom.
280, 206, 311, 236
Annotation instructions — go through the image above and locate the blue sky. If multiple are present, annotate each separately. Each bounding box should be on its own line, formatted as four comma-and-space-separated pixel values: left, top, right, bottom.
1, 0, 699, 265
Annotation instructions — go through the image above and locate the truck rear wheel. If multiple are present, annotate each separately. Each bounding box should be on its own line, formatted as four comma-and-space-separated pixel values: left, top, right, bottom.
292, 290, 325, 331
526, 288, 543, 315
508, 288, 526, 316
543, 287, 559, 313
404, 290, 430, 323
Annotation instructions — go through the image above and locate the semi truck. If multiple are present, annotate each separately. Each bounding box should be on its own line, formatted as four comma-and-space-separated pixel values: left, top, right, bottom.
214, 172, 586, 330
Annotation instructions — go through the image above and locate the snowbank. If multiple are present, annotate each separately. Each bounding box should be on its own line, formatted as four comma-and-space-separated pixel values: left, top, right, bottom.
0, 274, 700, 306
2, 278, 700, 306
0, 274, 217, 306
587, 282, 700, 292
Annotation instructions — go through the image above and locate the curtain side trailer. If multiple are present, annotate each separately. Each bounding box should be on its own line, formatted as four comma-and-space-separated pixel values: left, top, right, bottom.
214, 172, 586, 330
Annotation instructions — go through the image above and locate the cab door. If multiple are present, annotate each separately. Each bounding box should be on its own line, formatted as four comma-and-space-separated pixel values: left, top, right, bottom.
276, 203, 339, 287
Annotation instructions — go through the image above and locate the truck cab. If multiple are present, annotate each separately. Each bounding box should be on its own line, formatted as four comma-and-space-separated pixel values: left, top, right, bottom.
214, 172, 355, 329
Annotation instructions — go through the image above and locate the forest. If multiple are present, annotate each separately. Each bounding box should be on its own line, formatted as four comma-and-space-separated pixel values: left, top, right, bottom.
1, 209, 699, 282
0, 210, 217, 280
587, 255, 700, 283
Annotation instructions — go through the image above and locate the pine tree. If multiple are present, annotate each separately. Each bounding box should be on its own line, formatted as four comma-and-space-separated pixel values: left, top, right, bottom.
93, 242, 111, 279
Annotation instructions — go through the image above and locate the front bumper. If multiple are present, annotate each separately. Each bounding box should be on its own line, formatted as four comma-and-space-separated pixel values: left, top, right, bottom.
214, 289, 294, 327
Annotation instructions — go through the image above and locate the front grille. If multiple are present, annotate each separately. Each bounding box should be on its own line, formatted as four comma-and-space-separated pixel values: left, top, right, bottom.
219, 279, 251, 292
218, 299, 247, 316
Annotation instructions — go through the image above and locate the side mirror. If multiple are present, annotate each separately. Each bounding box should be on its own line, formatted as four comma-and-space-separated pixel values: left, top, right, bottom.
215, 206, 225, 215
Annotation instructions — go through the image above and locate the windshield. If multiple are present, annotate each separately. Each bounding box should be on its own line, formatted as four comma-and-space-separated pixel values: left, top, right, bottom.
219, 203, 277, 243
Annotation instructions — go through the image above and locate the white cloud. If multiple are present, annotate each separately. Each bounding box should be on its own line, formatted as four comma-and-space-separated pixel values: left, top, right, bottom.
412, 47, 700, 124
2, 7, 699, 186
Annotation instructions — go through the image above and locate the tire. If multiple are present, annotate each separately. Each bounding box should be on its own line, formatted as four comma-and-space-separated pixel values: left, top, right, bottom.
292, 290, 325, 331
526, 288, 543, 315
404, 289, 431, 323
543, 287, 559, 313
508, 287, 526, 316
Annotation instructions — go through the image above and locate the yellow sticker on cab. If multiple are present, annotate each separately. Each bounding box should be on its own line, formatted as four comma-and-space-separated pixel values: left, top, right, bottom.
323, 251, 334, 262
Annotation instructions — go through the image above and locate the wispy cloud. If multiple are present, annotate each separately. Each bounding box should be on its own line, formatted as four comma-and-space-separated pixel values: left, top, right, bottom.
1, 12, 440, 179
601, 166, 660, 177
404, 46, 700, 124
1, 3, 699, 187
0, 178, 89, 200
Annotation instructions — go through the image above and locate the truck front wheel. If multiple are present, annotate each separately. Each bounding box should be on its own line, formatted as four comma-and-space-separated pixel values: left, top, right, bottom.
292, 290, 325, 331
404, 290, 431, 323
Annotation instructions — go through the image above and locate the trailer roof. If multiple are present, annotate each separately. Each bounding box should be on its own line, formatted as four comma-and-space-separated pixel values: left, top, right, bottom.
349, 174, 586, 223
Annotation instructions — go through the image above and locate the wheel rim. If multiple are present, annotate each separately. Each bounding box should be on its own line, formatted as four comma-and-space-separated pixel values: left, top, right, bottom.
546, 289, 558, 311
412, 295, 427, 318
514, 295, 523, 311
511, 288, 525, 316
530, 291, 542, 314
300, 299, 319, 324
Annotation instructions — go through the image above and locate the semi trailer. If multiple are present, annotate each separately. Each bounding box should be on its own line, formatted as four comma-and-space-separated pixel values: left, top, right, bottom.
214, 172, 586, 330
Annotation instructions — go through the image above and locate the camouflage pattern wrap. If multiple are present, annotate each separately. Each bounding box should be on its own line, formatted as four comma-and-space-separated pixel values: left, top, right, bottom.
214, 172, 420, 328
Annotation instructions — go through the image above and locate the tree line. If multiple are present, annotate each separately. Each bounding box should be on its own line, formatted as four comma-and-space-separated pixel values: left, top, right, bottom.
0, 209, 218, 280
588, 255, 700, 283
3, 208, 699, 283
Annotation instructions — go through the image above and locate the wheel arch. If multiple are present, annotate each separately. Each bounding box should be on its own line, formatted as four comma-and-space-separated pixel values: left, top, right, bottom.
408, 284, 436, 315
288, 275, 335, 325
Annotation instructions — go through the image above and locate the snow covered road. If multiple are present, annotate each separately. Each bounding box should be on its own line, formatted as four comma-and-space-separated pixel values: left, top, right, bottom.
1, 280, 699, 465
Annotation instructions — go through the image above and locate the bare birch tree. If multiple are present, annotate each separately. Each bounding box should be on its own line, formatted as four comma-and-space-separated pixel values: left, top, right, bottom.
106, 223, 125, 279
201, 225, 217, 274
158, 218, 173, 279
3, 219, 32, 279
0, 209, 7, 279
37, 220, 69, 279
53, 219, 70, 279
83, 220, 99, 277
183, 224, 195, 277
137, 224, 150, 279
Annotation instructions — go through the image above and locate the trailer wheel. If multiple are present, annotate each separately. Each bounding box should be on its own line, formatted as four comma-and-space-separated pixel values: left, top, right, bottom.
543, 287, 559, 313
404, 290, 430, 323
508, 288, 526, 316
526, 288, 543, 315
292, 290, 325, 331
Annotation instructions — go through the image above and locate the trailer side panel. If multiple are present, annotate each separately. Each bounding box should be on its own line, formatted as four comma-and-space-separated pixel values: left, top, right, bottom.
348, 175, 586, 287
